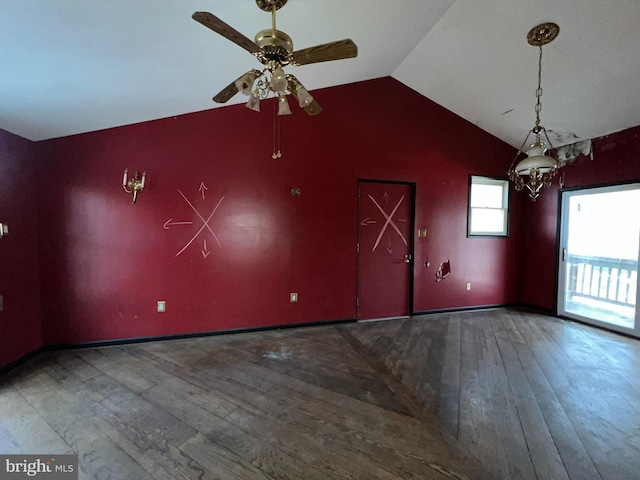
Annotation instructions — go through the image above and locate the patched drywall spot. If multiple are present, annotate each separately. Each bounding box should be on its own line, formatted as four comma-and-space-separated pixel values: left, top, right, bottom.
436, 259, 451, 282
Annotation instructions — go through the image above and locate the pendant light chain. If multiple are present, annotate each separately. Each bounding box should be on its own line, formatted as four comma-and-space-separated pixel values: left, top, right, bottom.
534, 45, 543, 132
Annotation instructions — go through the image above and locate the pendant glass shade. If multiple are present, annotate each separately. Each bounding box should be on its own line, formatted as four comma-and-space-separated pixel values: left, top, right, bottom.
515, 141, 559, 176
278, 94, 292, 115
507, 134, 559, 202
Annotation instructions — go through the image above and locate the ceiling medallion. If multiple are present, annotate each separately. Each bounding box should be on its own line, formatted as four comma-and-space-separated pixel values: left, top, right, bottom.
255, 0, 288, 12
527, 22, 560, 47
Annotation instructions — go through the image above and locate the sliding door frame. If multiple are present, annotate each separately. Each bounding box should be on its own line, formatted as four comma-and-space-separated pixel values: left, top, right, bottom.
557, 180, 640, 338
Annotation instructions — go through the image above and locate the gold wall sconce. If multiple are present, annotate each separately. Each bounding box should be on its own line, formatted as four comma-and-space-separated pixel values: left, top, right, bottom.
122, 169, 146, 204
291, 187, 301, 197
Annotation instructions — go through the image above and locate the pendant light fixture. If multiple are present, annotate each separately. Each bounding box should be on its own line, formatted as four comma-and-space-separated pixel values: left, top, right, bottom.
507, 23, 561, 201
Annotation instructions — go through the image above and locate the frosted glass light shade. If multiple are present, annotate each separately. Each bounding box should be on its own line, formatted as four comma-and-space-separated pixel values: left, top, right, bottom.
296, 86, 314, 107
278, 95, 292, 115
246, 93, 260, 112
235, 72, 259, 96
515, 143, 558, 175
270, 67, 288, 93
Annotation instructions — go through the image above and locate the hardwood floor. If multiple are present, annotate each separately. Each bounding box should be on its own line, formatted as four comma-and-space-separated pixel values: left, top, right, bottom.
1, 308, 639, 479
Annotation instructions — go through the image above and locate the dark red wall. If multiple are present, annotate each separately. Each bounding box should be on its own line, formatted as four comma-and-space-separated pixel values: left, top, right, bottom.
34, 77, 520, 346
520, 125, 640, 310
0, 129, 42, 366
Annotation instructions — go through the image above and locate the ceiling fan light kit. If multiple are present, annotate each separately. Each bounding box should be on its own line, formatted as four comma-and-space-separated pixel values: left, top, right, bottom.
507, 22, 563, 202
278, 94, 292, 115
192, 0, 357, 157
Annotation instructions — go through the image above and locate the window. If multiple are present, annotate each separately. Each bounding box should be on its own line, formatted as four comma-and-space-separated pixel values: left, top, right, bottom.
468, 176, 509, 237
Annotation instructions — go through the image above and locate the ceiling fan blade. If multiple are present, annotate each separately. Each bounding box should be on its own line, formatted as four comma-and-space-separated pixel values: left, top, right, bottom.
287, 76, 322, 116
291, 39, 357, 66
212, 80, 239, 104
212, 70, 262, 104
192, 12, 260, 55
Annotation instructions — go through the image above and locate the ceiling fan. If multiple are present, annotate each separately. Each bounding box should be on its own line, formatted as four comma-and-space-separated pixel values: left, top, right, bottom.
192, 0, 358, 116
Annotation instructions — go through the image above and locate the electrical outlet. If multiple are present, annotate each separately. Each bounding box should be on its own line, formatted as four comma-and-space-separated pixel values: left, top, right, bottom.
466, 282, 471, 291
157, 301, 166, 312
290, 293, 298, 303
418, 229, 427, 238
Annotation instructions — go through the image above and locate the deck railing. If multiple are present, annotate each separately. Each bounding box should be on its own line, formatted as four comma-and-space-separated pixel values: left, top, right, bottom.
566, 254, 637, 307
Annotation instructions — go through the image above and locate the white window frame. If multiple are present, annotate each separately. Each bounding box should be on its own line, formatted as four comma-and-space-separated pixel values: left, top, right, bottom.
468, 176, 510, 237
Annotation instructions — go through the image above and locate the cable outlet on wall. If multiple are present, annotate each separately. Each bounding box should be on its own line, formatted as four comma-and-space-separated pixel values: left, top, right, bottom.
157, 301, 166, 313
466, 282, 471, 291
290, 293, 298, 303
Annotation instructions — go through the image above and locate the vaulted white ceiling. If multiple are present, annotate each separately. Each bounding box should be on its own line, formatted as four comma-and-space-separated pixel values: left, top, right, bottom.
2, 0, 640, 148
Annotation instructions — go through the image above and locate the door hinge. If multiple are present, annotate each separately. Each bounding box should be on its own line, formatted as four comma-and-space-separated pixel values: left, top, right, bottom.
357, 243, 359, 253
356, 297, 359, 307
357, 187, 360, 198
562, 247, 567, 261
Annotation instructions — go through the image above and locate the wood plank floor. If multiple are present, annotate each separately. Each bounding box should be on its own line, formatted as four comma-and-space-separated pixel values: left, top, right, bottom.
1, 308, 638, 479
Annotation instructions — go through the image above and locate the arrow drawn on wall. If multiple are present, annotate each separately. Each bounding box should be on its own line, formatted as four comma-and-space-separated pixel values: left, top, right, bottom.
163, 218, 193, 230
202, 239, 211, 258
369, 194, 407, 252
383, 191, 389, 204
174, 192, 225, 257
386, 236, 393, 254
199, 182, 208, 199
360, 217, 377, 226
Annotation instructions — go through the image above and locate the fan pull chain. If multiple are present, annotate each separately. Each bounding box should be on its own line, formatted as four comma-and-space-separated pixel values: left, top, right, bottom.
272, 98, 281, 159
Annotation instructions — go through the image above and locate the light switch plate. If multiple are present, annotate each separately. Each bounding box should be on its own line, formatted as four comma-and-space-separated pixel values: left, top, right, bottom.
157, 301, 166, 312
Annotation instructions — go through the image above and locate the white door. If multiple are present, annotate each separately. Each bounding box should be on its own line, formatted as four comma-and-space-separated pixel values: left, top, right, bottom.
557, 183, 640, 337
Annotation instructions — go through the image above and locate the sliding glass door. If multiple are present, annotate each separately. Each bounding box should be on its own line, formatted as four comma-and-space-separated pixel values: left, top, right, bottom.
558, 183, 640, 337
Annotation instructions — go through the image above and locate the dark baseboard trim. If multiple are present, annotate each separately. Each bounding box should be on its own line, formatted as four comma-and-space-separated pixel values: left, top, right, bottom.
412, 303, 522, 316
43, 317, 357, 352
0, 347, 45, 378
1, 318, 356, 377
512, 303, 555, 315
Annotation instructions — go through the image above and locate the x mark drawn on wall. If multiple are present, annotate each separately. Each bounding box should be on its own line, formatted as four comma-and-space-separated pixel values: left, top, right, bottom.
164, 186, 225, 258
367, 194, 408, 252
